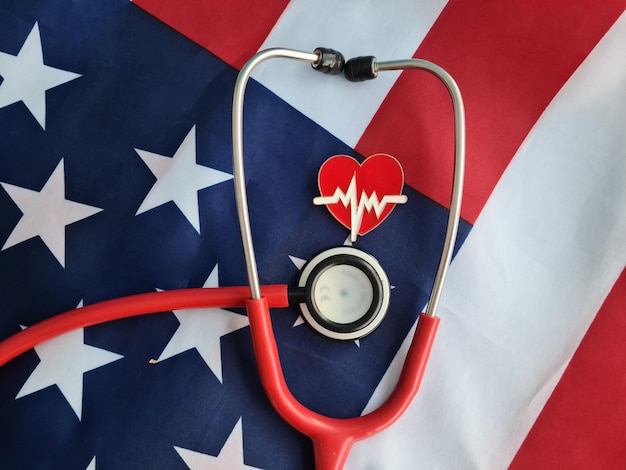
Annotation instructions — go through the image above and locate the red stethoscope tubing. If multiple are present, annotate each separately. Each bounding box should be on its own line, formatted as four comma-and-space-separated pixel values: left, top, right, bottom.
0, 285, 438, 470
0, 284, 289, 368
247, 297, 439, 470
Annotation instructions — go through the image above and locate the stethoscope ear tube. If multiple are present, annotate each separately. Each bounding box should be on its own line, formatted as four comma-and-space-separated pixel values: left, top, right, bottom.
247, 296, 439, 470
233, 49, 465, 318
233, 47, 464, 469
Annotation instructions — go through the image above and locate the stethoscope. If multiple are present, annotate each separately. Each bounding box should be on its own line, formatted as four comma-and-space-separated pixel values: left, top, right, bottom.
0, 47, 465, 470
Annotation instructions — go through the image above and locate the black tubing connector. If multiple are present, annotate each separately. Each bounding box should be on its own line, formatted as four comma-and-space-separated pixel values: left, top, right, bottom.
287, 287, 306, 306
344, 56, 378, 82
311, 47, 345, 75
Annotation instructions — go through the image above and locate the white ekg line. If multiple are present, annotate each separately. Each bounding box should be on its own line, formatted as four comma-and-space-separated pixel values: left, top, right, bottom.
314, 173, 407, 242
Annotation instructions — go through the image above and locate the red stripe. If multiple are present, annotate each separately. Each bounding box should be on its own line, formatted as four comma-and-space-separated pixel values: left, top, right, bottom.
509, 269, 626, 469
132, 0, 289, 69
356, 0, 626, 223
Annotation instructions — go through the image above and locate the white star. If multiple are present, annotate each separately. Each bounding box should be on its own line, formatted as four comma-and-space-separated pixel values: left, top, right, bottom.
135, 125, 233, 233
1, 159, 103, 267
86, 457, 96, 470
288, 255, 306, 270
0, 22, 81, 129
288, 255, 308, 328
174, 418, 262, 470
16, 305, 123, 420
154, 264, 249, 382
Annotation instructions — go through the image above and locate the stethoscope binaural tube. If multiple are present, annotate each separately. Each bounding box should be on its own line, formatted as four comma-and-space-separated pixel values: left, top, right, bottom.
233, 48, 465, 469
232, 48, 321, 301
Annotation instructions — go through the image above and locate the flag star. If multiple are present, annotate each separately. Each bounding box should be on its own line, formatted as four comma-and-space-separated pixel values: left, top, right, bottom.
1, 159, 103, 267
86, 457, 96, 470
0, 22, 81, 129
154, 264, 249, 382
288, 256, 307, 328
16, 306, 123, 420
288, 255, 306, 270
135, 125, 233, 233
174, 418, 262, 470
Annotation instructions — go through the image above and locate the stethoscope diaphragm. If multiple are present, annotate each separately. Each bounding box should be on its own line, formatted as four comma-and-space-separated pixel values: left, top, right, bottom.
297, 246, 391, 340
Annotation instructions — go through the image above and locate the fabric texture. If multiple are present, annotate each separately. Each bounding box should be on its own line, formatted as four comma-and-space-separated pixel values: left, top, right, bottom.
0, 0, 624, 468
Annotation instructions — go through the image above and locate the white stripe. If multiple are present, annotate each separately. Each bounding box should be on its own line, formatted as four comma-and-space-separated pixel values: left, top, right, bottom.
253, 0, 449, 147
347, 11, 626, 470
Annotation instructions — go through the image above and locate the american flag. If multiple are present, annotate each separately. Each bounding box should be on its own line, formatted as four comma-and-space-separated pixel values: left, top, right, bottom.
0, 0, 624, 468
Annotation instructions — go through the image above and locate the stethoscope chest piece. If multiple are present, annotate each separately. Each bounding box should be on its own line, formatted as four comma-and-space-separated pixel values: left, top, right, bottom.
297, 246, 391, 340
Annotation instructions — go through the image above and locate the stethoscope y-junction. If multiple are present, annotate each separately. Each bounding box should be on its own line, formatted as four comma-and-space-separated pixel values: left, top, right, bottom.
0, 47, 465, 470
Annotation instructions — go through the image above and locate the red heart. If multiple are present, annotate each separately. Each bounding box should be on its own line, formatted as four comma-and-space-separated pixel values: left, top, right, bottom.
314, 154, 407, 241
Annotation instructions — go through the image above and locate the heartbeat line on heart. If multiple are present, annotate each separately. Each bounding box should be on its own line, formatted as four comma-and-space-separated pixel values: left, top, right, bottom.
314, 173, 408, 241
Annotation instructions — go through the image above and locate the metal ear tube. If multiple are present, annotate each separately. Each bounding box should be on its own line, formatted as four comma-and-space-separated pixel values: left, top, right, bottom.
232, 47, 465, 469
